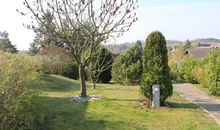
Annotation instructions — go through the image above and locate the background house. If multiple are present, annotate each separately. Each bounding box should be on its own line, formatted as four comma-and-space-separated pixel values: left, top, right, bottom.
184, 48, 220, 58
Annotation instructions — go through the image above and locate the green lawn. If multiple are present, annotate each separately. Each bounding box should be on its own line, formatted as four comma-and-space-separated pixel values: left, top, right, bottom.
33, 75, 220, 130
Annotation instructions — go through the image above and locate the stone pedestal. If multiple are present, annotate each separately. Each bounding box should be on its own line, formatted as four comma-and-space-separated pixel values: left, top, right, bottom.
152, 84, 160, 108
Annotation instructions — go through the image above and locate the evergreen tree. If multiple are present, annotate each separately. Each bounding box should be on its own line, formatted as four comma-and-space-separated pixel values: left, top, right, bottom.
140, 31, 172, 105
29, 10, 63, 54
0, 31, 17, 53
112, 40, 143, 85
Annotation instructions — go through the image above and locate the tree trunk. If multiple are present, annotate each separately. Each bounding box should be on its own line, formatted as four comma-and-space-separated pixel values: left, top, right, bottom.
79, 65, 87, 97
93, 83, 96, 89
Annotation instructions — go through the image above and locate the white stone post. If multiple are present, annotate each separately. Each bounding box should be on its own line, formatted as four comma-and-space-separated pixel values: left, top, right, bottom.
152, 84, 160, 108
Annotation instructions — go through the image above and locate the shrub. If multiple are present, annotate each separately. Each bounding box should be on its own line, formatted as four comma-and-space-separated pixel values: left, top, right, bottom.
192, 59, 209, 87
37, 45, 79, 79
112, 41, 143, 85
112, 55, 128, 84
178, 56, 198, 83
0, 52, 44, 129
206, 50, 220, 95
140, 31, 173, 104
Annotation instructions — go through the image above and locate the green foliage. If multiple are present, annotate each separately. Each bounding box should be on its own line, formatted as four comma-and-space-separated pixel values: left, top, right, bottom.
63, 62, 79, 80
112, 41, 143, 85
0, 31, 17, 53
192, 59, 209, 87
179, 56, 198, 83
88, 46, 113, 84
168, 47, 185, 80
140, 31, 172, 104
29, 41, 40, 55
0, 52, 44, 129
206, 50, 220, 95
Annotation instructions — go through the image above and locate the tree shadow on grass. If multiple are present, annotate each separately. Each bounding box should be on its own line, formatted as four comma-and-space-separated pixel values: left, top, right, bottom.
34, 96, 107, 130
39, 75, 80, 92
107, 98, 142, 102
166, 101, 198, 109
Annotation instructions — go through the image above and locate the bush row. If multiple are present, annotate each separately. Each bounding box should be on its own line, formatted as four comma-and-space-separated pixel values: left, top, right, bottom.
169, 49, 220, 95
0, 52, 44, 129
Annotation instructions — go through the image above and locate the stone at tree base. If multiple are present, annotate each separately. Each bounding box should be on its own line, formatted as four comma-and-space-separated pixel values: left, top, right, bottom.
68, 95, 101, 103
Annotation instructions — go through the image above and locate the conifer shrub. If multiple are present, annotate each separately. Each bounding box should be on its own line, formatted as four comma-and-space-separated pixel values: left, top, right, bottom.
140, 31, 173, 104
112, 41, 143, 85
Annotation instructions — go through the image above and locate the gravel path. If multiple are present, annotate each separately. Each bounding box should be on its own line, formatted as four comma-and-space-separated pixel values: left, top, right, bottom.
174, 84, 220, 125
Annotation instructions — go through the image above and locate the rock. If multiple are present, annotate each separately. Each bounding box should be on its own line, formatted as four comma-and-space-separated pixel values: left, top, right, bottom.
68, 95, 101, 103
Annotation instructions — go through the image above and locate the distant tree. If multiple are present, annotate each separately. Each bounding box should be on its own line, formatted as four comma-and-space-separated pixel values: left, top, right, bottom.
0, 31, 17, 53
29, 41, 40, 55
87, 46, 113, 88
183, 39, 192, 50
20, 0, 138, 97
29, 11, 63, 55
140, 31, 173, 105
112, 40, 143, 85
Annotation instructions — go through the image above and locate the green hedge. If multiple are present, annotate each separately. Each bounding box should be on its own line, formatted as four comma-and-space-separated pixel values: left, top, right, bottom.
0, 52, 44, 129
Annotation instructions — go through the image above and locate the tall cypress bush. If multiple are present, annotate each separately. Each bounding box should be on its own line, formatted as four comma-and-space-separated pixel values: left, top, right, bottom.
140, 31, 173, 104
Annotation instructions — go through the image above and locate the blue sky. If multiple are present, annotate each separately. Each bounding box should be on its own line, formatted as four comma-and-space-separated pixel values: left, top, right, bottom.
0, 0, 220, 50
117, 0, 220, 43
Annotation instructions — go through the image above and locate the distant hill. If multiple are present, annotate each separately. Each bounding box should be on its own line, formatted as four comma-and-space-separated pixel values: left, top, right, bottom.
105, 41, 144, 54
167, 40, 183, 45
106, 38, 220, 54
191, 38, 220, 44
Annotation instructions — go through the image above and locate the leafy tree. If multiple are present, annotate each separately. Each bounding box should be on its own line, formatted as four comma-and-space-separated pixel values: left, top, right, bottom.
20, 0, 138, 97
112, 41, 143, 85
140, 31, 173, 105
0, 31, 17, 53
87, 46, 113, 88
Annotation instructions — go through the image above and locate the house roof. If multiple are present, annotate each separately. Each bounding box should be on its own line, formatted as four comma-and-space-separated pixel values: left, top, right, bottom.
184, 48, 220, 58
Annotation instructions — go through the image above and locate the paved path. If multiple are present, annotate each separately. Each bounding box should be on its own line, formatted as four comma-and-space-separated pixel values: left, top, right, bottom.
174, 84, 220, 125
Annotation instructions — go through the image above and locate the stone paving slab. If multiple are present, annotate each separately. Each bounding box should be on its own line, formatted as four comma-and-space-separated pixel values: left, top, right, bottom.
174, 84, 220, 125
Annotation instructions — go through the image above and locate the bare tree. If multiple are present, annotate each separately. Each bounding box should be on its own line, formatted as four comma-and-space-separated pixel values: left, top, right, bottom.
87, 46, 113, 89
19, 0, 138, 97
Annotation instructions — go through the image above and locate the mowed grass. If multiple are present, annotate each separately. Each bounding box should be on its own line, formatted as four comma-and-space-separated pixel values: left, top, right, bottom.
33, 75, 220, 130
